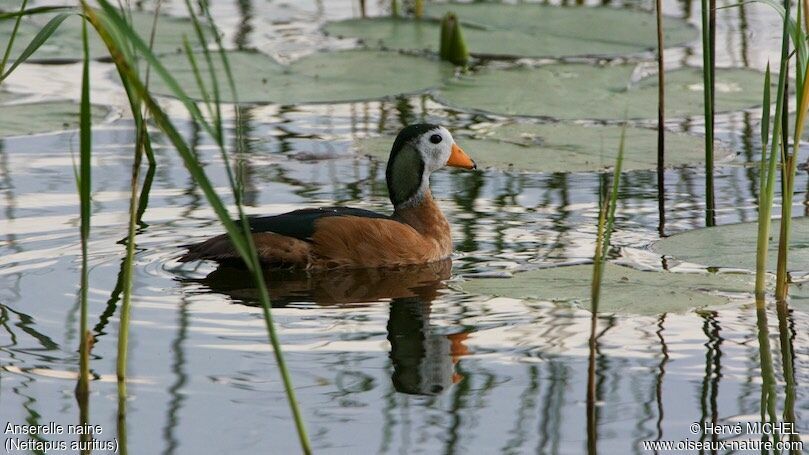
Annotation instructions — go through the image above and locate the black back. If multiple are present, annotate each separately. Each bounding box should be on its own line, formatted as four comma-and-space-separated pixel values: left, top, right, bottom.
240, 207, 392, 242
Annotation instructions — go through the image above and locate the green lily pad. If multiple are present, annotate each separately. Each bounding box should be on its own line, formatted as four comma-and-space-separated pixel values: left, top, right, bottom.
151, 50, 454, 104
0, 93, 108, 137
1, 11, 203, 61
791, 281, 809, 310
438, 63, 768, 120
325, 3, 697, 59
354, 123, 730, 172
652, 218, 809, 272
459, 263, 751, 315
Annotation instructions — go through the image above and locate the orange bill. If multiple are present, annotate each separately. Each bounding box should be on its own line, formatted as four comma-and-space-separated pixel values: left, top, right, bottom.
447, 143, 477, 169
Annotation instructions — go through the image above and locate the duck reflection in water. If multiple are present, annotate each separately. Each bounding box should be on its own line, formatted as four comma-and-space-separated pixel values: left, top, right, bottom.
179, 258, 470, 395
387, 297, 469, 395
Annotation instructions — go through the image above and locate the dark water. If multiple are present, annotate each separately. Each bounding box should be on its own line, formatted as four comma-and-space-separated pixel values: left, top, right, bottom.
1, 1, 808, 454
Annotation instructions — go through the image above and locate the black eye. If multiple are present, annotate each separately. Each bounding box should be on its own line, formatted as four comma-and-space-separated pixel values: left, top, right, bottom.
429, 134, 442, 144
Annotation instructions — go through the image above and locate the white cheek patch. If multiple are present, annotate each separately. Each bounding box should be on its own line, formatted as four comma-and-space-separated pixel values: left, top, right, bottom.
417, 128, 454, 171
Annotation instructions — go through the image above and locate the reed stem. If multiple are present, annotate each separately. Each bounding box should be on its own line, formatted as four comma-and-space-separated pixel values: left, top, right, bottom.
656, 0, 665, 236
701, 0, 715, 226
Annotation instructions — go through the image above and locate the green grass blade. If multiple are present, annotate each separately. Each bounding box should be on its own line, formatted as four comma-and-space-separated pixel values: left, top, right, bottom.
591, 121, 626, 313
0, 0, 29, 76
587, 121, 625, 455
75, 12, 92, 405
758, 63, 771, 204
0, 12, 70, 82
761, 63, 771, 147
0, 6, 73, 20
91, 1, 218, 141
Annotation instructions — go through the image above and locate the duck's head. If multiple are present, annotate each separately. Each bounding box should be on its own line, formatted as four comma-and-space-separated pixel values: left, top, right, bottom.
386, 124, 476, 208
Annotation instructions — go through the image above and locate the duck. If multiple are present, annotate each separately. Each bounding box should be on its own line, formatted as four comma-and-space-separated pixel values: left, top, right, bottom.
179, 124, 477, 269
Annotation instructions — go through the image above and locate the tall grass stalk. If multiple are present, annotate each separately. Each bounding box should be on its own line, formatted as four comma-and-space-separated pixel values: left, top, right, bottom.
755, 1, 791, 303
116, 0, 161, 395
586, 124, 625, 455
701, 0, 715, 226
655, 0, 665, 235
81, 3, 311, 451
74, 19, 93, 455
775, 0, 809, 300
75, 12, 92, 403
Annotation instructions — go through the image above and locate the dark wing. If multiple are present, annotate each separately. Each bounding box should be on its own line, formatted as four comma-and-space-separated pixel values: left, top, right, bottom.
239, 206, 392, 242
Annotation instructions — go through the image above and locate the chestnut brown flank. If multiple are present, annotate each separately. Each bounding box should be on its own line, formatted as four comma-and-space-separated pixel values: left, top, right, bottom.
311, 190, 451, 268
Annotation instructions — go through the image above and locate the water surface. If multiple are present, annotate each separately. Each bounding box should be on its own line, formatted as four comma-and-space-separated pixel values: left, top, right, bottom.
1, 1, 807, 453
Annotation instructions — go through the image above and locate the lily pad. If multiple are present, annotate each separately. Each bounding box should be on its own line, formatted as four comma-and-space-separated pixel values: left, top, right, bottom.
0, 93, 108, 137
325, 3, 697, 59
1, 11, 204, 61
354, 123, 730, 172
459, 263, 750, 315
652, 218, 809, 272
791, 282, 809, 310
151, 50, 454, 104
438, 63, 768, 120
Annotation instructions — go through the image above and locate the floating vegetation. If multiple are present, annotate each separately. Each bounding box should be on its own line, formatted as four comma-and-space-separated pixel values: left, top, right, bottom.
459, 264, 749, 315
653, 218, 809, 272
0, 11, 204, 61
151, 50, 454, 104
325, 3, 697, 58
438, 63, 770, 119
355, 123, 729, 172
0, 92, 107, 137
